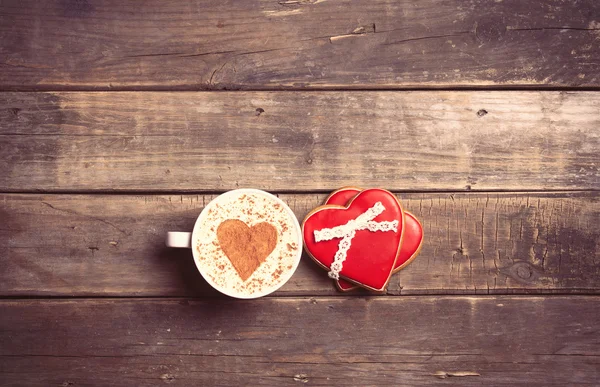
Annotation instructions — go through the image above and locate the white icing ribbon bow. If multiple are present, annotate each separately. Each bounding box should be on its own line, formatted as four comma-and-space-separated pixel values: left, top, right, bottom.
313, 202, 399, 280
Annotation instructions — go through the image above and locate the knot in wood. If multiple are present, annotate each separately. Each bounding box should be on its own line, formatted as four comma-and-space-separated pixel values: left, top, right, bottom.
505, 261, 539, 283
475, 17, 507, 43
516, 264, 533, 280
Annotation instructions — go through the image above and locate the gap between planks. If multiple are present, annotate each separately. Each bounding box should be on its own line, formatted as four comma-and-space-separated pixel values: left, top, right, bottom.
4, 86, 600, 92
1, 189, 599, 195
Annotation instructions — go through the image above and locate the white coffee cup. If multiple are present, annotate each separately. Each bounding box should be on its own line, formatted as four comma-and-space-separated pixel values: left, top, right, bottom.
166, 189, 303, 299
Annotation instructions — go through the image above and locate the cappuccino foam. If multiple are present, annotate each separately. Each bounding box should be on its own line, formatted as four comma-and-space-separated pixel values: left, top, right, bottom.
195, 191, 300, 297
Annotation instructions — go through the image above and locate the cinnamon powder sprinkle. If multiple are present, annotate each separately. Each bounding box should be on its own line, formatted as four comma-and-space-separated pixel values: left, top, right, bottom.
271, 268, 284, 280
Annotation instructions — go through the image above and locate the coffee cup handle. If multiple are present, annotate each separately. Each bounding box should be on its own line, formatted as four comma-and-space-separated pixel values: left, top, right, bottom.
166, 232, 192, 248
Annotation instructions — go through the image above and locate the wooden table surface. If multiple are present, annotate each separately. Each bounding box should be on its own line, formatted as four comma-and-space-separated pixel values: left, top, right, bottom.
1, 1, 599, 386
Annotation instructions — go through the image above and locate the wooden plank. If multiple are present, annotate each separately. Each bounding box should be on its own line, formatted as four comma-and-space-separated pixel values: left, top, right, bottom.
0, 0, 598, 90
1, 192, 598, 297
0, 297, 598, 386
1, 91, 599, 192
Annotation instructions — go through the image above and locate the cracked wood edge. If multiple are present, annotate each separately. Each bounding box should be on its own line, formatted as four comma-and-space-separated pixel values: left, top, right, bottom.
0, 296, 598, 386
0, 0, 599, 89
1, 192, 598, 297
1, 91, 599, 191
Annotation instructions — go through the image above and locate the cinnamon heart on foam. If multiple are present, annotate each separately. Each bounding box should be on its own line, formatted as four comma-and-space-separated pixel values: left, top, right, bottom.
217, 220, 278, 282
325, 187, 424, 291
302, 188, 404, 291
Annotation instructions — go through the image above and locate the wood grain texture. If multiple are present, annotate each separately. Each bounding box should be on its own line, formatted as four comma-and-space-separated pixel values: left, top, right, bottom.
0, 297, 598, 386
0, 0, 599, 90
1, 192, 598, 297
2, 91, 599, 192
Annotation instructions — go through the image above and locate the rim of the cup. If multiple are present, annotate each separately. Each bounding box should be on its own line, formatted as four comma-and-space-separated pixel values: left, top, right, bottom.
191, 188, 303, 299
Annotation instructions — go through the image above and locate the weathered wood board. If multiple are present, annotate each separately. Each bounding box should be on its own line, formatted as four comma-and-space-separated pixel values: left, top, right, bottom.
0, 297, 598, 386
2, 91, 599, 192
1, 192, 597, 297
1, 0, 599, 90
2, 1, 599, 386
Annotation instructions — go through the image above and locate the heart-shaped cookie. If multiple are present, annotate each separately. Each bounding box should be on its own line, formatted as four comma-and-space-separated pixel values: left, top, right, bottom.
325, 187, 423, 291
303, 188, 404, 291
217, 220, 278, 281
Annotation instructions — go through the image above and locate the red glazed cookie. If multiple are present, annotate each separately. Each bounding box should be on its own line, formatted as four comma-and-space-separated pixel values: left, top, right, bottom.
302, 188, 404, 292
325, 187, 423, 291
